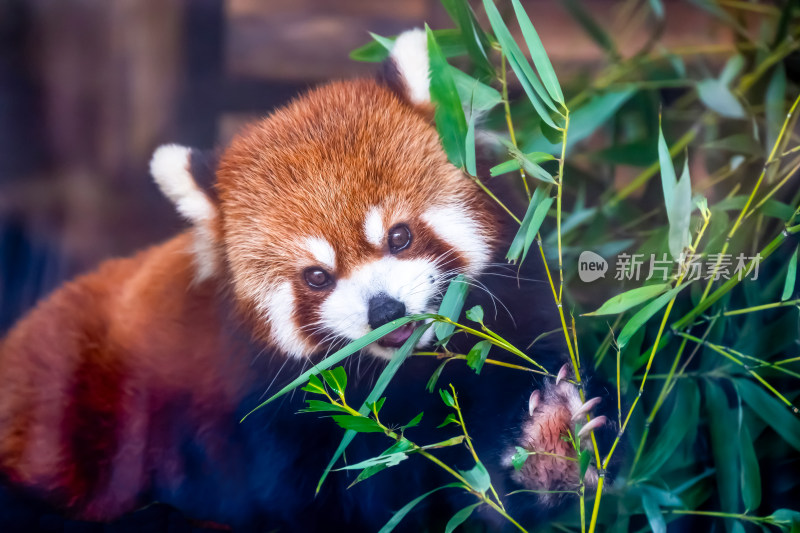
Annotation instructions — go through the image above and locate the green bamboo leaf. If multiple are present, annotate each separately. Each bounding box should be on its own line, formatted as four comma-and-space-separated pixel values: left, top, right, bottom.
516, 151, 556, 184
459, 462, 491, 494
739, 421, 761, 512
466, 340, 491, 374
242, 316, 420, 420
490, 152, 555, 177
697, 79, 746, 119
465, 111, 477, 176
703, 134, 763, 157
738, 378, 800, 452
584, 283, 672, 316
321, 366, 347, 396
402, 412, 424, 430
378, 484, 463, 533
719, 55, 745, 86
482, 0, 560, 128
336, 452, 408, 471
511, 446, 528, 470
298, 400, 351, 414
301, 374, 327, 395
435, 275, 469, 341
368, 397, 386, 417
668, 157, 692, 259
352, 439, 415, 485
331, 415, 384, 433
507, 185, 549, 262
422, 435, 466, 449
781, 246, 798, 301
438, 413, 459, 428
510, 0, 564, 104
578, 449, 591, 480
641, 492, 667, 533
317, 325, 429, 492
705, 380, 741, 530
770, 510, 800, 532
635, 380, 699, 479
521, 196, 555, 262
617, 283, 688, 348
766, 65, 787, 156
445, 503, 482, 533
440, 0, 495, 79
440, 388, 456, 407
427, 25, 468, 168
562, 0, 617, 55
465, 305, 484, 323
449, 67, 502, 111
426, 359, 452, 393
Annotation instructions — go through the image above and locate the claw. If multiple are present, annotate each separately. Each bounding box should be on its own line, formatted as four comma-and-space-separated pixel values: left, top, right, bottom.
571, 397, 602, 421
528, 390, 541, 416
556, 364, 569, 385
577, 415, 607, 439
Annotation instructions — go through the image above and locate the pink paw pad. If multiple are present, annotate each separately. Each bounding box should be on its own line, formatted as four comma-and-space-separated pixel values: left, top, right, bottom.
508, 365, 606, 503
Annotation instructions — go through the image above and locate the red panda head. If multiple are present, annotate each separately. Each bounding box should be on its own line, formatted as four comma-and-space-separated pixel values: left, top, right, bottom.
150, 30, 499, 359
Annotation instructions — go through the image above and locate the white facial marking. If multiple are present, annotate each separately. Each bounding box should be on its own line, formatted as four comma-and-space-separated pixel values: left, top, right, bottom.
390, 29, 430, 105
364, 206, 385, 248
150, 144, 218, 281
320, 256, 440, 359
422, 205, 491, 275
303, 237, 336, 270
256, 281, 312, 359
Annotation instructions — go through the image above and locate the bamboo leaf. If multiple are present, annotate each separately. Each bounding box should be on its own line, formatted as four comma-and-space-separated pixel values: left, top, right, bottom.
427, 25, 468, 168
352, 439, 415, 485
617, 283, 688, 348
584, 283, 672, 316
738, 378, 800, 452
449, 67, 503, 111
459, 462, 491, 494
483, 0, 560, 129
510, 0, 564, 104
445, 503, 482, 533
648, 0, 665, 18
739, 421, 761, 512
465, 305, 484, 323
705, 380, 741, 530
562, 0, 617, 56
378, 484, 463, 533
521, 196, 555, 261
321, 366, 347, 396
641, 492, 667, 533
766, 65, 787, 156
465, 110, 477, 176
697, 79, 746, 119
331, 415, 384, 433
466, 340, 491, 374
781, 245, 798, 301
440, 0, 495, 79
507, 185, 548, 263
636, 380, 699, 479
335, 452, 408, 471
435, 275, 469, 341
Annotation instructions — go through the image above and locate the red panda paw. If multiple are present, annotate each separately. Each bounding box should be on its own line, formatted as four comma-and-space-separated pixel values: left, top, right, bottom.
506, 365, 606, 506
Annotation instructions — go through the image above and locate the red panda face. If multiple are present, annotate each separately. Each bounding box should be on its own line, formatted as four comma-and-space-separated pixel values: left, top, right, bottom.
151, 30, 500, 360
215, 79, 498, 359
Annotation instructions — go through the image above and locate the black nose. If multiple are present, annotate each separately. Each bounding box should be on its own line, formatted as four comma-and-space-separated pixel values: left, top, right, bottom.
367, 294, 406, 330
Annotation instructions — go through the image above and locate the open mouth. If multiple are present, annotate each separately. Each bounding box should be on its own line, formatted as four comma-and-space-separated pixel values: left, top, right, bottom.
377, 322, 418, 348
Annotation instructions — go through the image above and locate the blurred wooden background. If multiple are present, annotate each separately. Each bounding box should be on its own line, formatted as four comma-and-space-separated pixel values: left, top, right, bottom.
0, 0, 734, 331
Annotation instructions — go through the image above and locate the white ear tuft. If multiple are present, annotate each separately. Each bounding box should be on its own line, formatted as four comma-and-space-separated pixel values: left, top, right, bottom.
150, 144, 219, 281
150, 144, 215, 224
390, 29, 430, 105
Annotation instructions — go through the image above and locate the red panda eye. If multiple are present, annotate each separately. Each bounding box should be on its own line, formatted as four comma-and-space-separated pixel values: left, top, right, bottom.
387, 224, 412, 253
303, 267, 333, 289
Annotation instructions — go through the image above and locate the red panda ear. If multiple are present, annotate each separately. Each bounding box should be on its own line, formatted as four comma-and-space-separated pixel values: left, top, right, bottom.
381, 29, 432, 110
150, 144, 220, 280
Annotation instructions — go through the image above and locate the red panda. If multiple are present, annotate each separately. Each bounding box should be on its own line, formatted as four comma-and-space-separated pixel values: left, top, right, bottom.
0, 30, 607, 531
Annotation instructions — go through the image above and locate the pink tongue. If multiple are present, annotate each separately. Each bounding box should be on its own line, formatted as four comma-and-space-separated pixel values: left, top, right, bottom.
378, 323, 417, 348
